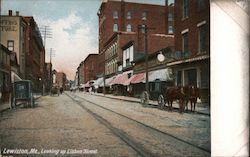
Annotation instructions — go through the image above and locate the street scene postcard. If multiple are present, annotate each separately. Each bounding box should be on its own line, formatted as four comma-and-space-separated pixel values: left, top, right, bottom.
0, 0, 249, 156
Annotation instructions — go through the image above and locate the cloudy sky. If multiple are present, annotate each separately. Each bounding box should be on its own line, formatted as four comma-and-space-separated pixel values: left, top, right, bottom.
1, 0, 170, 80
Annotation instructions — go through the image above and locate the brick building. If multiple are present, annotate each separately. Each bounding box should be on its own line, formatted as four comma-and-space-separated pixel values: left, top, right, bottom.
24, 16, 45, 92
84, 54, 98, 83
78, 61, 84, 85
45, 62, 53, 92
0, 44, 11, 104
0, 10, 27, 78
172, 0, 210, 102
55, 72, 67, 89
97, 0, 174, 78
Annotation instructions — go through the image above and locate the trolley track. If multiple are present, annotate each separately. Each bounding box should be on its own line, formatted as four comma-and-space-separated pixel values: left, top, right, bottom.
66, 92, 210, 156
66, 93, 154, 157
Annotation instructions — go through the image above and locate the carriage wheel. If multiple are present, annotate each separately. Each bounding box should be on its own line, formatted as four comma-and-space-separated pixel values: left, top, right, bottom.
140, 91, 149, 106
158, 95, 165, 109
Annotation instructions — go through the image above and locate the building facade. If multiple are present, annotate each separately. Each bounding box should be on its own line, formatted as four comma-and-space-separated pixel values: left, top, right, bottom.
45, 62, 53, 92
55, 72, 67, 89
84, 54, 98, 83
98, 0, 175, 78
0, 44, 11, 104
0, 10, 27, 78
24, 16, 45, 92
173, 0, 210, 102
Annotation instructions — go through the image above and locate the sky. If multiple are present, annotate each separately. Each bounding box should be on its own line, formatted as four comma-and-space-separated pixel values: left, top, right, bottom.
1, 0, 171, 80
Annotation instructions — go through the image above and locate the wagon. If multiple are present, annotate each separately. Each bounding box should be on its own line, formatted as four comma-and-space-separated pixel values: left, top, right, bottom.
50, 86, 59, 96
12, 80, 34, 108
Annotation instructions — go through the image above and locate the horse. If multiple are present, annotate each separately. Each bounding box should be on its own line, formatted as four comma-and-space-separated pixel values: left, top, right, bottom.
164, 86, 189, 113
184, 85, 200, 112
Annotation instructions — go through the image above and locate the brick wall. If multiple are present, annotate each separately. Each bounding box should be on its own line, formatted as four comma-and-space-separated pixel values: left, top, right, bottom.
84, 54, 98, 83
174, 0, 210, 56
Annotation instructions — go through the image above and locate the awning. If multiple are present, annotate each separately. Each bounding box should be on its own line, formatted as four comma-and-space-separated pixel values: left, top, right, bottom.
93, 77, 104, 88
130, 73, 145, 84
100, 76, 116, 87
84, 80, 94, 88
110, 73, 129, 85
148, 68, 173, 82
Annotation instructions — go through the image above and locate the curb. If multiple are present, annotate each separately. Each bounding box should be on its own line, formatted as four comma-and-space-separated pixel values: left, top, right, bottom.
0, 96, 42, 113
84, 92, 210, 116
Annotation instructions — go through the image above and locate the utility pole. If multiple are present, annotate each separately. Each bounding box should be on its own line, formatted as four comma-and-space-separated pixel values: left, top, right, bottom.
144, 25, 149, 95
40, 26, 52, 95
40, 26, 52, 50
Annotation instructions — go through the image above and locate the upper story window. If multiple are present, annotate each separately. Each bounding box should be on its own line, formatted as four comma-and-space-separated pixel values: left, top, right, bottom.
142, 11, 147, 20
198, 24, 206, 53
7, 40, 14, 51
182, 32, 188, 53
140, 24, 146, 33
126, 24, 132, 32
168, 13, 173, 21
113, 23, 118, 32
113, 10, 118, 19
123, 44, 134, 67
197, 0, 206, 10
168, 25, 173, 34
127, 11, 131, 19
182, 0, 189, 19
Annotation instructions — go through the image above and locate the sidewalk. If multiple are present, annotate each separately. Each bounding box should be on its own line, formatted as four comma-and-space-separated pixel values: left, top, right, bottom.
0, 94, 42, 113
83, 92, 210, 116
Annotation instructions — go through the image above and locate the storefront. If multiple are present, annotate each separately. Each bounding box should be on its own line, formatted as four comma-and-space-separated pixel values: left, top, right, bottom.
0, 44, 11, 104
169, 54, 210, 103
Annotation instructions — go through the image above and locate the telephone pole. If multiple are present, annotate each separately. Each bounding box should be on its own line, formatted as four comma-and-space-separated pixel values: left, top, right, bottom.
40, 26, 52, 94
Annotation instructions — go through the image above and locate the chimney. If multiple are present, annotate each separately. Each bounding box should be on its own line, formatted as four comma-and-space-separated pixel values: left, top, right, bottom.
8, 10, 12, 16
16, 11, 19, 16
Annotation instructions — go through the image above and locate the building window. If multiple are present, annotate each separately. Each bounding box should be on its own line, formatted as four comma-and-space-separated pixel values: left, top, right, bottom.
197, 0, 206, 10
182, 32, 188, 53
142, 11, 147, 20
168, 13, 173, 21
123, 45, 134, 67
126, 24, 132, 32
113, 10, 118, 19
113, 23, 118, 32
182, 0, 189, 18
140, 24, 146, 33
168, 25, 173, 34
7, 40, 14, 51
198, 24, 206, 53
127, 11, 131, 19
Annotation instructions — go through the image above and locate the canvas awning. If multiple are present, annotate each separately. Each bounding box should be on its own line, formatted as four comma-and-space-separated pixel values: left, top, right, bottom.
130, 73, 145, 84
93, 77, 104, 88
148, 68, 173, 82
100, 76, 116, 87
110, 73, 129, 85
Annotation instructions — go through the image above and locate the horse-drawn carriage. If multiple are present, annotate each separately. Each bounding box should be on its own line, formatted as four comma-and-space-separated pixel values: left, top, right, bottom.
141, 84, 200, 113
50, 85, 59, 96
158, 85, 200, 113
